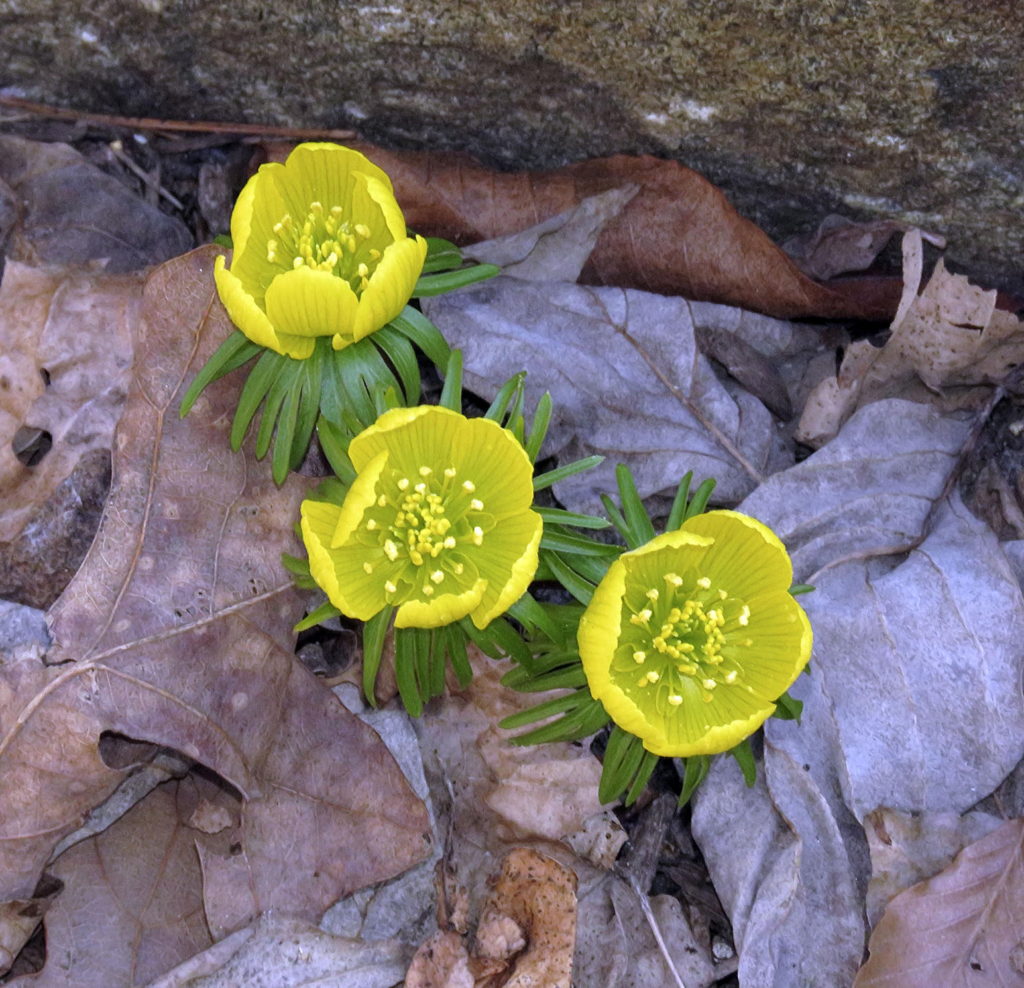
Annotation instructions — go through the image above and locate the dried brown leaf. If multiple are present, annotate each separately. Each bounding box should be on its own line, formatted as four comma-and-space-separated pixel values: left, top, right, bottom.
798, 250, 1024, 446
11, 780, 211, 986
405, 930, 475, 988
0, 262, 137, 607
855, 818, 1024, 988
474, 849, 577, 988
0, 247, 430, 967
267, 142, 896, 321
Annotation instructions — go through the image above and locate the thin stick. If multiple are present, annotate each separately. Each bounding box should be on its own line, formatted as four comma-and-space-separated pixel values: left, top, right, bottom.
0, 94, 357, 141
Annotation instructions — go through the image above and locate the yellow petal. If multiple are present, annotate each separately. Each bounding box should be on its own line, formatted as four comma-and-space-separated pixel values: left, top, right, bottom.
364, 173, 408, 242
350, 235, 427, 343
330, 449, 389, 549
214, 255, 282, 353
275, 143, 397, 223
229, 172, 259, 260
469, 510, 543, 629
644, 702, 776, 758
679, 510, 794, 597
348, 405, 459, 472
395, 577, 487, 629
301, 499, 386, 621
263, 266, 360, 340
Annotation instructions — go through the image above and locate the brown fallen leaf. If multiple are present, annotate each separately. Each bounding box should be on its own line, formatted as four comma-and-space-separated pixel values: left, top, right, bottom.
12, 780, 211, 986
405, 930, 475, 988
855, 818, 1024, 988
474, 849, 577, 988
265, 142, 896, 322
798, 236, 1024, 446
0, 262, 137, 608
0, 876, 60, 977
0, 247, 431, 975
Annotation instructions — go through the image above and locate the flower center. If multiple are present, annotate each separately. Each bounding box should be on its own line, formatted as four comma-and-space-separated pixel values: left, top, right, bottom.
616, 570, 753, 709
356, 464, 493, 601
265, 202, 384, 293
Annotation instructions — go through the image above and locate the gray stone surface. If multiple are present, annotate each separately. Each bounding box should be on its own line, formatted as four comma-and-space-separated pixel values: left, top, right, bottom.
2, 1, 1022, 292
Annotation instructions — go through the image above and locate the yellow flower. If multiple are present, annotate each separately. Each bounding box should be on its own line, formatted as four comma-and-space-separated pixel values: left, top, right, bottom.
214, 143, 427, 359
300, 406, 543, 630
578, 510, 812, 757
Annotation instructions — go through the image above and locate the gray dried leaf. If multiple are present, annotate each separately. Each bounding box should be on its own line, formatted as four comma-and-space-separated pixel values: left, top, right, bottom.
0, 136, 192, 272
425, 279, 775, 510
694, 398, 1024, 985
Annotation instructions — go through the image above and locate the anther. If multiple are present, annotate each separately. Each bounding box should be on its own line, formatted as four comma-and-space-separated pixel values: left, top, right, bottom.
398, 477, 410, 490
646, 588, 659, 601
697, 576, 711, 589
739, 605, 750, 626
430, 570, 444, 583
472, 526, 484, 545
423, 585, 434, 596
384, 540, 399, 561
384, 580, 397, 594
668, 695, 683, 706
702, 678, 717, 690
462, 480, 476, 492
469, 498, 484, 511
444, 467, 457, 478
665, 573, 683, 587
419, 466, 432, 477
633, 650, 646, 663
363, 562, 373, 574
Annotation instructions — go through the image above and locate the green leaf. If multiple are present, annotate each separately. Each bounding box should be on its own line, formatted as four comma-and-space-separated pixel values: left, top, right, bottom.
615, 463, 656, 547
525, 391, 552, 462
508, 696, 610, 745
600, 493, 633, 545
229, 348, 283, 451
439, 349, 464, 412
179, 331, 260, 418
444, 624, 473, 687
412, 263, 499, 297
666, 471, 693, 532
254, 375, 291, 460
533, 455, 604, 492
315, 417, 357, 484
271, 377, 302, 484
422, 237, 464, 274
293, 599, 342, 632
790, 583, 815, 596
773, 690, 803, 721
730, 738, 758, 787
506, 592, 564, 641
362, 606, 394, 707
484, 373, 525, 422
394, 629, 424, 717
389, 306, 451, 370
682, 477, 717, 520
678, 754, 710, 807
623, 749, 659, 806
540, 528, 621, 557
541, 550, 596, 605
372, 326, 421, 404
534, 507, 610, 531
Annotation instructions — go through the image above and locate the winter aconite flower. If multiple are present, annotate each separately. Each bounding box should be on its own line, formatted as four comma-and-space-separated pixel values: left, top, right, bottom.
214, 143, 427, 359
578, 510, 811, 757
301, 406, 543, 630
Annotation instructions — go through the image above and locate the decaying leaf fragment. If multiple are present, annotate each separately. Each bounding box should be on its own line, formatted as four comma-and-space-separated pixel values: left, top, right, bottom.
855, 818, 1024, 988
0, 247, 431, 979
0, 262, 137, 608
799, 236, 1024, 446
407, 850, 578, 988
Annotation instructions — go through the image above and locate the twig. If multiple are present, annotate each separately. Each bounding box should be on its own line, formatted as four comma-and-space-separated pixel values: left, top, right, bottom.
107, 140, 185, 211
0, 94, 357, 141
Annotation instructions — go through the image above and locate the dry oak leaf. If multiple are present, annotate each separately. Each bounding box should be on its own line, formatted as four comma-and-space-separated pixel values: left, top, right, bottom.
799, 251, 1024, 447
266, 141, 895, 322
855, 818, 1024, 988
0, 248, 430, 931
9, 780, 211, 987
0, 262, 137, 608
